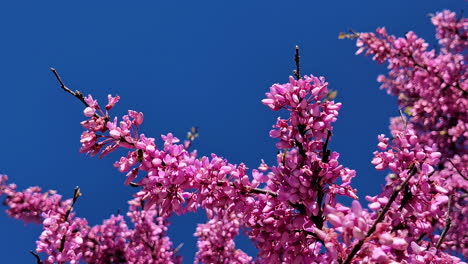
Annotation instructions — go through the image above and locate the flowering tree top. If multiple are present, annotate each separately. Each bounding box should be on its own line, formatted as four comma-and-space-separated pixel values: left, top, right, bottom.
0, 8, 467, 264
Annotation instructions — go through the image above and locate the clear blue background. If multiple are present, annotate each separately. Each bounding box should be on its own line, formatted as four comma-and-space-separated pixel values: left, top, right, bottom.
0, 1, 464, 263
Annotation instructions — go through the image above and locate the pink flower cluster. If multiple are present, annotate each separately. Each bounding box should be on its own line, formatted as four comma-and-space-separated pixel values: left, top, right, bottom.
356, 10, 467, 158
194, 212, 252, 264
0, 178, 181, 263
0, 175, 71, 224
356, 10, 468, 260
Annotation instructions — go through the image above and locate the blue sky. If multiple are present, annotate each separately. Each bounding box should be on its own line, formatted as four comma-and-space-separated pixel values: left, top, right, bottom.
0, 1, 465, 263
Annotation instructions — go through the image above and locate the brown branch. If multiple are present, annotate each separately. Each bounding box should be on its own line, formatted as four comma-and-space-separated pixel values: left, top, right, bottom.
343, 164, 418, 264
399, 108, 408, 132
50, 68, 102, 119
173, 243, 184, 254
50, 68, 89, 107
221, 180, 278, 197
411, 58, 467, 96
448, 159, 467, 181
293, 45, 301, 80
245, 185, 278, 198
59, 187, 82, 252
436, 195, 453, 250
129, 182, 140, 187
295, 229, 325, 246
30, 250, 43, 264
322, 130, 332, 163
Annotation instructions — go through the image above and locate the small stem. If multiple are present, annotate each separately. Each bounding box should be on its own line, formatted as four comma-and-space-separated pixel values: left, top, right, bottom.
436, 195, 453, 250
173, 243, 184, 254
247, 185, 278, 198
30, 250, 43, 264
399, 108, 408, 132
50, 68, 101, 118
129, 182, 140, 187
293, 45, 301, 80
221, 181, 278, 197
448, 159, 467, 181
343, 164, 418, 264
50, 68, 88, 107
295, 229, 325, 246
411, 58, 467, 96
322, 130, 332, 163
59, 187, 82, 252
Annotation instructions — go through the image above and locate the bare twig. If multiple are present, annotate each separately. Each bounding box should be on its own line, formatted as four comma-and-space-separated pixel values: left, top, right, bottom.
30, 250, 43, 264
50, 68, 89, 107
247, 187, 278, 197
173, 243, 184, 254
399, 108, 408, 132
50, 68, 102, 119
293, 45, 301, 80
59, 187, 82, 252
343, 164, 418, 264
448, 159, 467, 181
322, 130, 332, 162
295, 229, 325, 246
436, 195, 453, 250
221, 181, 278, 197
411, 58, 467, 96
129, 182, 140, 187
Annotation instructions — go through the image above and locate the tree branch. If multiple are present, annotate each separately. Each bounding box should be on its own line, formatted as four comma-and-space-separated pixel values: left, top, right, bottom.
448, 159, 467, 181
436, 195, 453, 250
50, 68, 89, 107
30, 250, 43, 264
343, 163, 418, 264
293, 45, 301, 80
59, 187, 82, 252
50, 68, 101, 118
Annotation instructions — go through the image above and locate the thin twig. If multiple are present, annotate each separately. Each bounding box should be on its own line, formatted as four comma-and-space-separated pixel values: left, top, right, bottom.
399, 108, 408, 132
30, 250, 43, 264
293, 45, 301, 80
173, 243, 184, 254
222, 181, 278, 197
448, 159, 467, 181
411, 59, 467, 96
59, 187, 82, 252
129, 182, 140, 187
322, 130, 332, 162
295, 229, 325, 246
246, 185, 278, 197
436, 195, 453, 250
343, 164, 418, 264
50, 68, 102, 120
50, 68, 88, 107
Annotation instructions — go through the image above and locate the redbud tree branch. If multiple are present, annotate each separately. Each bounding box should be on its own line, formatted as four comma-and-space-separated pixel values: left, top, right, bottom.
409, 55, 467, 96
50, 68, 102, 119
50, 68, 89, 107
30, 250, 43, 264
59, 187, 81, 253
448, 159, 467, 181
343, 163, 418, 264
293, 45, 301, 80
50, 69, 283, 202
436, 194, 453, 250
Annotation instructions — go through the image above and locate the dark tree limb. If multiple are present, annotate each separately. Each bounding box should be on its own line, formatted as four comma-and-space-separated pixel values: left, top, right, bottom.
436, 195, 453, 250
448, 159, 467, 181
293, 45, 301, 80
343, 164, 418, 264
30, 250, 43, 264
